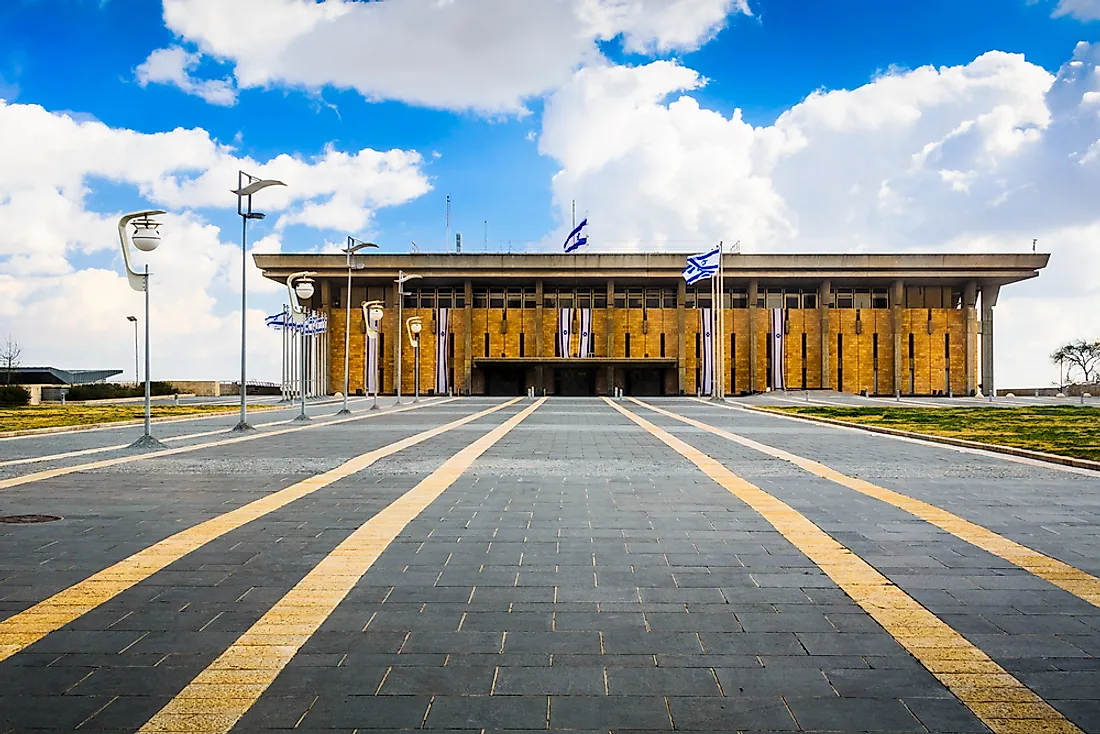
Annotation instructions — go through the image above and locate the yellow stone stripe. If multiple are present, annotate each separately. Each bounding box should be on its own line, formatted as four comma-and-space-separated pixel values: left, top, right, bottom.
0, 398, 518, 663
0, 398, 447, 469
0, 398, 456, 491
137, 397, 546, 734
661, 398, 1100, 609
606, 398, 1082, 734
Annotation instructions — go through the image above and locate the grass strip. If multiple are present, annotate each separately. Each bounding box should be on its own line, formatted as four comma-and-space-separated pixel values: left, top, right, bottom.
764, 405, 1100, 462
0, 404, 280, 432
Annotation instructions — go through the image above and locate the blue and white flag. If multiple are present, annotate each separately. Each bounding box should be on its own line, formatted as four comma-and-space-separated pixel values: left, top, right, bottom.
700, 307, 714, 396
300, 314, 327, 336
562, 218, 588, 253
435, 308, 450, 394
558, 308, 574, 357
265, 312, 288, 329
682, 246, 720, 285
770, 308, 786, 391
577, 309, 592, 358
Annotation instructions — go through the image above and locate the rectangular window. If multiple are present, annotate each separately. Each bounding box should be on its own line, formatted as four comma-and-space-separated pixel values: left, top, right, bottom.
837, 334, 844, 391
663, 289, 677, 309
765, 291, 783, 309
519, 333, 525, 357
489, 288, 504, 309
484, 332, 490, 358
506, 288, 522, 310
627, 289, 643, 309
802, 292, 818, 309
594, 290, 608, 308
872, 288, 889, 309
404, 292, 417, 308
625, 333, 631, 358
731, 289, 748, 309
614, 289, 626, 308
473, 288, 488, 308
685, 289, 696, 309
543, 290, 556, 309
577, 288, 592, 309
801, 333, 807, 389
835, 289, 854, 309
558, 291, 574, 309
420, 290, 436, 310
437, 289, 453, 309
523, 287, 536, 309
785, 293, 800, 310
854, 289, 872, 309
645, 289, 660, 309
695, 289, 712, 308
660, 333, 666, 358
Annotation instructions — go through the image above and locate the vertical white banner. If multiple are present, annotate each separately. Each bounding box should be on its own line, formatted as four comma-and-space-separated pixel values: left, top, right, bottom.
558, 308, 574, 358
700, 307, 714, 396
577, 308, 592, 358
771, 307, 786, 391
435, 308, 450, 394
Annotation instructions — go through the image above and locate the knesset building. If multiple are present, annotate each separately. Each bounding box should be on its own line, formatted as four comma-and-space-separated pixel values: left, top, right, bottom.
255, 252, 1048, 398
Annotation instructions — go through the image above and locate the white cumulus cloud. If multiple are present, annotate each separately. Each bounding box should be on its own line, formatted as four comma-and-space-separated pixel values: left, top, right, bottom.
1052, 0, 1100, 21
135, 46, 238, 106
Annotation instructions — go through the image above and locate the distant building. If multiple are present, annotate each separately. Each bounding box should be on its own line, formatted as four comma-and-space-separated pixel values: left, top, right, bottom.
254, 253, 1048, 397
8, 367, 122, 404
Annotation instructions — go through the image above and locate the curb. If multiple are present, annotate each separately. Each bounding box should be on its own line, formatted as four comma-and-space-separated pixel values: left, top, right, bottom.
745, 405, 1100, 472
0, 405, 281, 439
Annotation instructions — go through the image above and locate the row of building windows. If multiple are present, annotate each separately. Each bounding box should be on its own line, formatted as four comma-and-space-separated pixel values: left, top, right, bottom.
389, 285, 964, 311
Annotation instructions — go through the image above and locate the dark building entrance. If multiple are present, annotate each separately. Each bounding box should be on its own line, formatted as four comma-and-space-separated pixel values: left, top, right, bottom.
625, 368, 664, 396
555, 368, 596, 396
483, 366, 525, 396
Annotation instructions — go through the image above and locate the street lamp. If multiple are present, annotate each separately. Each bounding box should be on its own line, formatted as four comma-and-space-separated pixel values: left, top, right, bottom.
231, 170, 286, 433
407, 316, 423, 403
118, 210, 166, 449
362, 300, 384, 410
126, 315, 139, 385
287, 270, 317, 423
338, 237, 378, 415
395, 270, 422, 404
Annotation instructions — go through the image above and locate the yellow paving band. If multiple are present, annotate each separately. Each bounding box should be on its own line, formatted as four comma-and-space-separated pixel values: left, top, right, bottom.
0, 398, 517, 664
650, 398, 1100, 609
0, 397, 455, 491
138, 397, 546, 734
606, 398, 1082, 734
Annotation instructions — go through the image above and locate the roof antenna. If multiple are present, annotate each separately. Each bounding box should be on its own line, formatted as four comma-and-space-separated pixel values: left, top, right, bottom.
410, 240, 419, 253
1032, 238, 1037, 253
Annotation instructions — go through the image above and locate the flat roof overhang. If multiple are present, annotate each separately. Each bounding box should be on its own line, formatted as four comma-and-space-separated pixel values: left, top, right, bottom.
255, 252, 1049, 290
474, 357, 677, 367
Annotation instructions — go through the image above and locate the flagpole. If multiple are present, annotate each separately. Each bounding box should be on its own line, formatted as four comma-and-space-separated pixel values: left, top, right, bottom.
718, 241, 725, 400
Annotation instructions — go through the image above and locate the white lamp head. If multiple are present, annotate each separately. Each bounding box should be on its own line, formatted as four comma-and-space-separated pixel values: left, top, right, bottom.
410, 320, 423, 335
294, 278, 315, 301
369, 304, 385, 324
131, 217, 162, 252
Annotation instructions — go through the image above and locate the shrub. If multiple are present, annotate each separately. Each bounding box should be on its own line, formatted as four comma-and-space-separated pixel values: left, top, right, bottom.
67, 382, 177, 401
0, 385, 30, 406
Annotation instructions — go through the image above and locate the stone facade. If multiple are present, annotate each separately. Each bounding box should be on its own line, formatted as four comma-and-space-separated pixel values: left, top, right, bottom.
255, 253, 1048, 397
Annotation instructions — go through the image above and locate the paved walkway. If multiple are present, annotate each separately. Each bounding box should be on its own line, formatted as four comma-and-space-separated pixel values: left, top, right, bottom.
0, 397, 1098, 733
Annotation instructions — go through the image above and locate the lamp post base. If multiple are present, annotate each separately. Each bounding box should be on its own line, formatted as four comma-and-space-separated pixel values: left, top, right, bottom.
292, 413, 312, 423
335, 408, 352, 416
231, 422, 256, 434
129, 434, 166, 450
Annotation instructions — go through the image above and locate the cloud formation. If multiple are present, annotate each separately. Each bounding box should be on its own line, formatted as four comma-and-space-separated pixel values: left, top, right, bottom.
148, 0, 748, 113
135, 46, 238, 106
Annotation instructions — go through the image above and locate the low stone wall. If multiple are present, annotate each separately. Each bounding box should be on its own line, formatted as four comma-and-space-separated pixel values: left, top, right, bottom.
166, 380, 221, 397
997, 383, 1098, 397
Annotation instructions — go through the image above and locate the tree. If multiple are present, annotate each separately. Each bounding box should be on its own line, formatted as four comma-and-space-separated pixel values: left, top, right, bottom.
1051, 339, 1100, 385
0, 335, 20, 385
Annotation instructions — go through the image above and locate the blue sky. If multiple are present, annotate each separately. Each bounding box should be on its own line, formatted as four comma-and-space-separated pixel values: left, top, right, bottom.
1, 0, 1099, 384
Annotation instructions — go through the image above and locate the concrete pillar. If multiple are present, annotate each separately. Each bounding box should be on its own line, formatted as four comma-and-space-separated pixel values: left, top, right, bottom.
980, 283, 1000, 397
463, 279, 473, 395
963, 280, 977, 396
819, 280, 831, 390
677, 279, 686, 395
606, 279, 615, 394
748, 279, 759, 393
535, 280, 544, 393
891, 280, 905, 395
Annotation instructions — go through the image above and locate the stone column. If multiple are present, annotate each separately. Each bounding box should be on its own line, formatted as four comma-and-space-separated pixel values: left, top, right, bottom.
747, 279, 759, 393
535, 280, 544, 393
464, 279, 473, 395
980, 283, 1000, 397
677, 279, 686, 395
963, 280, 977, 396
892, 280, 905, 395
606, 279, 615, 394
819, 280, 831, 390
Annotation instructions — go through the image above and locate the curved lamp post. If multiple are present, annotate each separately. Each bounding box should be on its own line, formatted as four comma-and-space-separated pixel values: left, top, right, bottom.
118, 210, 166, 449
362, 299, 384, 410
287, 271, 317, 423
406, 316, 423, 403
394, 270, 422, 404
231, 170, 286, 433
338, 237, 378, 415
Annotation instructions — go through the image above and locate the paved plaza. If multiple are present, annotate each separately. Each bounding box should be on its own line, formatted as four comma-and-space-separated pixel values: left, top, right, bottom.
0, 396, 1098, 733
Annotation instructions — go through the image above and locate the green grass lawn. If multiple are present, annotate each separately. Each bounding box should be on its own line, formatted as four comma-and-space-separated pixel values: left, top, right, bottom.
0, 404, 278, 432
764, 405, 1100, 462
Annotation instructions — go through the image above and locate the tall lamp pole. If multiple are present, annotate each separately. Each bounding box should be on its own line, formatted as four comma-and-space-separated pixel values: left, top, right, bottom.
362, 300, 384, 410
394, 270, 422, 404
407, 317, 423, 403
231, 171, 286, 433
118, 210, 166, 449
126, 315, 139, 385
287, 271, 318, 423
339, 237, 378, 415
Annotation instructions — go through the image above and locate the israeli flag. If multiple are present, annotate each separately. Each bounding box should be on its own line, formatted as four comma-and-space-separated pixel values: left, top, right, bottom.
682, 246, 720, 285
265, 312, 287, 329
563, 218, 589, 253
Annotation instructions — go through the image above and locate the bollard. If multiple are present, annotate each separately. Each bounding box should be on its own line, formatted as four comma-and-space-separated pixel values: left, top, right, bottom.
174, 393, 179, 406
806, 390, 810, 402
895, 390, 900, 402
60, 392, 65, 406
